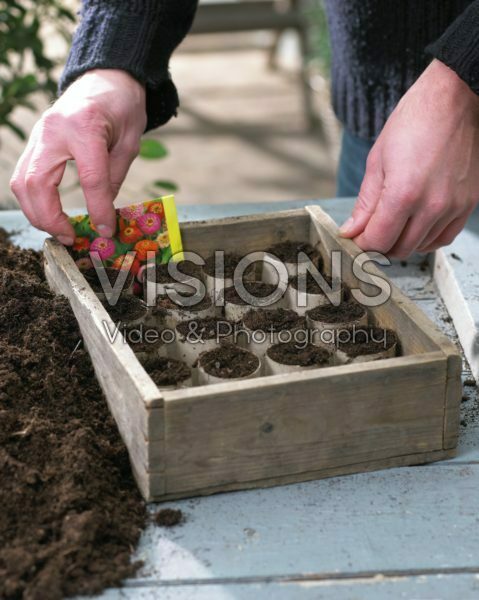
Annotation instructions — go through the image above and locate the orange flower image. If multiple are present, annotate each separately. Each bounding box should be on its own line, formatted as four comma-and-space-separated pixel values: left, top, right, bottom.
134, 240, 159, 261
119, 224, 143, 245
112, 254, 141, 275
146, 201, 165, 217
72, 236, 90, 252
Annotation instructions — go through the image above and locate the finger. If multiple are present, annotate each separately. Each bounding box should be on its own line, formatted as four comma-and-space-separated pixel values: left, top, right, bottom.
109, 138, 140, 199
416, 207, 462, 251
11, 142, 74, 244
353, 188, 412, 254
340, 149, 384, 238
72, 138, 116, 237
388, 210, 443, 258
418, 215, 469, 253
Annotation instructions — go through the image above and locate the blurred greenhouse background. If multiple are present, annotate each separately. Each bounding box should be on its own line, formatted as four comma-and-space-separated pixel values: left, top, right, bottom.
0, 0, 341, 210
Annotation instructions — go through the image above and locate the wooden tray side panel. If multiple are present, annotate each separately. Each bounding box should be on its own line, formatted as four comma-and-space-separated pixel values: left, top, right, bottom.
143, 448, 455, 502
163, 354, 447, 496
306, 206, 455, 355
180, 210, 310, 257
43, 240, 166, 495
444, 353, 463, 449
306, 206, 462, 451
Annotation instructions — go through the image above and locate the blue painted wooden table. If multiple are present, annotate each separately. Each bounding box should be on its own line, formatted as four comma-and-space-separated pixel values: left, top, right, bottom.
3, 199, 479, 600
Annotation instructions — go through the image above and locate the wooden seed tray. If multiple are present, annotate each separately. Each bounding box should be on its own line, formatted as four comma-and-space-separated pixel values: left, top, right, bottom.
43, 206, 461, 502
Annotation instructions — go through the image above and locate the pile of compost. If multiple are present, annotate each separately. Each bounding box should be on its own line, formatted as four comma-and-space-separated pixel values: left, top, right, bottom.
0, 231, 146, 600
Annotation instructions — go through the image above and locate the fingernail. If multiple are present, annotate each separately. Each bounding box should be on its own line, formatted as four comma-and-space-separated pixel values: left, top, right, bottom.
97, 224, 114, 238
339, 217, 355, 235
57, 235, 74, 246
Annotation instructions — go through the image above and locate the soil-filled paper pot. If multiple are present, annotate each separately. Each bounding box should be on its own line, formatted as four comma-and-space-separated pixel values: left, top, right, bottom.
223, 282, 286, 322
265, 342, 332, 375
205, 273, 234, 303
123, 326, 167, 363
203, 253, 256, 301
83, 267, 134, 302
203, 253, 255, 302
306, 301, 368, 348
144, 261, 203, 299
242, 308, 308, 356
197, 343, 261, 386
174, 317, 234, 367
152, 292, 215, 330
286, 274, 342, 316
334, 327, 398, 364
142, 356, 193, 391
262, 241, 322, 284
102, 296, 149, 328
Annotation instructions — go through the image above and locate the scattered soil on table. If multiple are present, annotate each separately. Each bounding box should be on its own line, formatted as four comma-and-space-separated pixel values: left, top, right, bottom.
103, 295, 148, 323
337, 327, 398, 358
223, 281, 280, 305
267, 342, 331, 367
142, 357, 191, 387
83, 267, 133, 294
243, 308, 306, 332
154, 508, 184, 527
306, 301, 366, 324
203, 253, 256, 279
265, 241, 321, 266
464, 378, 477, 387
0, 229, 147, 600
419, 256, 430, 272
153, 291, 212, 317
176, 317, 233, 341
146, 261, 202, 284
199, 344, 259, 378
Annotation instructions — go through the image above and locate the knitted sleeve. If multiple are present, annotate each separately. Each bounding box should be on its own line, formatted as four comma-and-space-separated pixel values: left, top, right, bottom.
426, 0, 479, 95
58, 0, 198, 130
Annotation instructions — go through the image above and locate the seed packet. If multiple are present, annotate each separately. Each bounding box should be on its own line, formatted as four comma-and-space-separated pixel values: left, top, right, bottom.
68, 196, 183, 283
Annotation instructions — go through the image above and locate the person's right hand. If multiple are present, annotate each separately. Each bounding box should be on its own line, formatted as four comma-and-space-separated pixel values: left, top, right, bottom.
10, 69, 147, 245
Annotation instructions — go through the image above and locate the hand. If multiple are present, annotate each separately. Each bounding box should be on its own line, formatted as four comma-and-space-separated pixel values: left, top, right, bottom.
339, 59, 479, 258
10, 69, 146, 245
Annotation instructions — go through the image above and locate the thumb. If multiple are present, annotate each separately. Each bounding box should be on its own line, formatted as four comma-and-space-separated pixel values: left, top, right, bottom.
339, 150, 384, 238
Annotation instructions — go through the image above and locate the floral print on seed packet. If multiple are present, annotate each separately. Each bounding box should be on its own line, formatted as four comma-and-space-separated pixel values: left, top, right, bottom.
68, 196, 183, 280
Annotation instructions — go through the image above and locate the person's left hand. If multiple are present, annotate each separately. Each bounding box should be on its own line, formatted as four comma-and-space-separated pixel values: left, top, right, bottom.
339, 59, 479, 258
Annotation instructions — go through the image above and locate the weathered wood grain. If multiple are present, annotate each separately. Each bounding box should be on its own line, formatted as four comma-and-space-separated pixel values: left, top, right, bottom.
180, 210, 310, 258
161, 354, 447, 495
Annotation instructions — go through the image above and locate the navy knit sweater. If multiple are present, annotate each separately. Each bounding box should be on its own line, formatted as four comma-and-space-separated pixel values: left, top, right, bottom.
60, 0, 479, 140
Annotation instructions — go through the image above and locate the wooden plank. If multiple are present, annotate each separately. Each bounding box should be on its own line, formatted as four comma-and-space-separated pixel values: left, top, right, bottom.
115, 574, 479, 599
43, 239, 166, 496
433, 229, 479, 382
137, 464, 479, 580
444, 353, 463, 450
306, 205, 458, 357
180, 210, 310, 258
143, 447, 454, 502
162, 354, 447, 495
